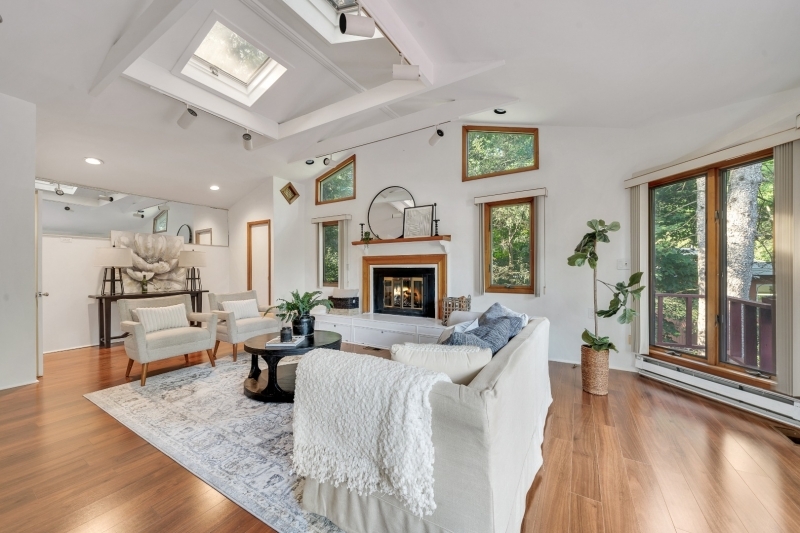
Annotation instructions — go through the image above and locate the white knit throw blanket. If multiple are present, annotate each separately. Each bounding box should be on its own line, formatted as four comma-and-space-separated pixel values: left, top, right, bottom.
292, 348, 451, 517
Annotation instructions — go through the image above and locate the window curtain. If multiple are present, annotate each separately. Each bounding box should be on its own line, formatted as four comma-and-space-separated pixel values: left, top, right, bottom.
773, 142, 794, 395
630, 184, 649, 354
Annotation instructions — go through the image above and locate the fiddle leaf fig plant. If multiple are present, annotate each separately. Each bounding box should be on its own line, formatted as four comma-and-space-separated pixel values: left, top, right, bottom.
266, 290, 332, 323
568, 220, 645, 353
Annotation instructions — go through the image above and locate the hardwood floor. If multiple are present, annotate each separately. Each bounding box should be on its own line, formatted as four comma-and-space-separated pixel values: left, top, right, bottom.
2, 345, 800, 532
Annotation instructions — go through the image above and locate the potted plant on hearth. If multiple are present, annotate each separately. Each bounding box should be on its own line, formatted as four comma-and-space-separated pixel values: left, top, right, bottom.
567, 220, 644, 395
267, 290, 333, 336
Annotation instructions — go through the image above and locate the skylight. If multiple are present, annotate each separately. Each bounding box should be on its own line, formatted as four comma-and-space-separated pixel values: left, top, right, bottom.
193, 22, 270, 86
324, 0, 359, 13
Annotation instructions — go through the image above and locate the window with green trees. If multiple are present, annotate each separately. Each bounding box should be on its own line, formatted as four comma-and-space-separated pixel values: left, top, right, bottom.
483, 197, 534, 293
316, 155, 356, 205
322, 222, 339, 287
463, 126, 538, 181
650, 153, 776, 381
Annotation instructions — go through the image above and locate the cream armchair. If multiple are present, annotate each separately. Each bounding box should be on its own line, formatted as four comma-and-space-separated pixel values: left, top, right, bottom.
118, 295, 218, 386
208, 290, 281, 361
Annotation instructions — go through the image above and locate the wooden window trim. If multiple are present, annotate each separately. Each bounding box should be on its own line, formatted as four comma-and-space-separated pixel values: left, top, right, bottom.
462, 125, 539, 182
483, 197, 535, 294
246, 219, 271, 304
648, 148, 777, 388
321, 221, 339, 287
315, 155, 356, 205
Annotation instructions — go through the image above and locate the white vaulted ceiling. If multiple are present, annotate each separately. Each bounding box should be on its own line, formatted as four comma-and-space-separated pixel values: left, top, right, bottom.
0, 0, 798, 208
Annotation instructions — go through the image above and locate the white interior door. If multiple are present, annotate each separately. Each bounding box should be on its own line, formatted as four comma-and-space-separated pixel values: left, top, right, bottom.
35, 191, 44, 376
248, 221, 271, 307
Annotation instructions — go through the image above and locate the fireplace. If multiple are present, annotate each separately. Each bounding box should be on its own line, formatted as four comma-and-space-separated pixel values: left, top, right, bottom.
372, 267, 436, 318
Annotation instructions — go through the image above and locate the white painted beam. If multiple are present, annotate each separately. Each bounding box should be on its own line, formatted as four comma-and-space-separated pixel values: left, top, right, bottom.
89, 0, 199, 96
124, 59, 280, 139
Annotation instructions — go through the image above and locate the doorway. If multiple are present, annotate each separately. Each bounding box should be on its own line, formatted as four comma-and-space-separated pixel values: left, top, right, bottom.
247, 220, 271, 308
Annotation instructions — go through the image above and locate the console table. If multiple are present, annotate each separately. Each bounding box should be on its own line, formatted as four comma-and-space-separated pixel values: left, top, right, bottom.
89, 290, 208, 348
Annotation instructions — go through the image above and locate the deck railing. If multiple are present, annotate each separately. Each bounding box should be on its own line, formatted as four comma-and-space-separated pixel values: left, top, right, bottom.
654, 293, 775, 375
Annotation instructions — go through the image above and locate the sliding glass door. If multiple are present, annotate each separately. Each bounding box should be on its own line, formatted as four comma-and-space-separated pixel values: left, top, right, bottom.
649, 151, 777, 385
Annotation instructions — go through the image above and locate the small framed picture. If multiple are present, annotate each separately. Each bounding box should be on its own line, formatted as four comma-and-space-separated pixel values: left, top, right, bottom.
280, 182, 300, 204
402, 204, 434, 238
153, 210, 168, 233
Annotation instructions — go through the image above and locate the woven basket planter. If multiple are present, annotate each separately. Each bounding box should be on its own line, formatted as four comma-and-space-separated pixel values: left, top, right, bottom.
580, 345, 609, 396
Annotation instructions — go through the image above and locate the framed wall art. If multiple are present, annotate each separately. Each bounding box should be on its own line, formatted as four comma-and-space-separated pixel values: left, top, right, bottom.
402, 204, 434, 238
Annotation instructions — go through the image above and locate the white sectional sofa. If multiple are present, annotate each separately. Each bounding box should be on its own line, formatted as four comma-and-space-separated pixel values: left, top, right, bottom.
301, 314, 552, 533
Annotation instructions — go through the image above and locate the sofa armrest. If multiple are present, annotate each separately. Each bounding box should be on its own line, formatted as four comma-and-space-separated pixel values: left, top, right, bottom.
257, 305, 272, 313
188, 312, 216, 323
120, 320, 143, 336
120, 321, 148, 363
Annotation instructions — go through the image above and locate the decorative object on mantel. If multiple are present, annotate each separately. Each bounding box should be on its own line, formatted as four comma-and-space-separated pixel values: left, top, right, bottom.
567, 219, 644, 395
179, 250, 207, 291
94, 247, 133, 296
368, 186, 415, 239
351, 234, 452, 254
433, 217, 440, 237
403, 204, 435, 238
329, 288, 360, 316
441, 295, 472, 326
267, 290, 332, 336
280, 182, 300, 204
111, 231, 186, 293
359, 223, 365, 240
176, 223, 192, 244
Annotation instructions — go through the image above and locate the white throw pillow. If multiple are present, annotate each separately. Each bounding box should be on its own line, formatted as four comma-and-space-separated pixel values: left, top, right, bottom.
437, 318, 479, 344
221, 299, 261, 320
391, 343, 492, 385
135, 304, 190, 334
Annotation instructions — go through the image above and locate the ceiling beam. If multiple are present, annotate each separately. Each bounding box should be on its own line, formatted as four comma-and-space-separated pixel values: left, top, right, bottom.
89, 0, 199, 96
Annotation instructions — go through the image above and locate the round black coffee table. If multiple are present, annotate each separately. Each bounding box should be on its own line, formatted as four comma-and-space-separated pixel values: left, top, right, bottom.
243, 331, 342, 403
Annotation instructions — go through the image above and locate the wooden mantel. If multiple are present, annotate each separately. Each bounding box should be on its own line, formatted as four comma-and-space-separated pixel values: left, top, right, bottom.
351, 235, 451, 246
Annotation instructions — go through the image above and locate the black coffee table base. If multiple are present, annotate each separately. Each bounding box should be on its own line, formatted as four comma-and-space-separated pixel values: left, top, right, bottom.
244, 353, 296, 403
242, 331, 343, 403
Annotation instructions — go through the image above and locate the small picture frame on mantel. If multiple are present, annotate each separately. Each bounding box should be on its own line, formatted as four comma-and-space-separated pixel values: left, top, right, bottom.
402, 204, 435, 238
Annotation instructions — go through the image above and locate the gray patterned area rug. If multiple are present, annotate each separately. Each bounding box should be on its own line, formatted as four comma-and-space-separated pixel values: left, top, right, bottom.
84, 357, 342, 533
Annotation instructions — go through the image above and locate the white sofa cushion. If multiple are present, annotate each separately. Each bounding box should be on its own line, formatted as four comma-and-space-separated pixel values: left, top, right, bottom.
221, 298, 260, 320
391, 343, 492, 385
146, 326, 209, 349
437, 317, 479, 344
135, 304, 189, 333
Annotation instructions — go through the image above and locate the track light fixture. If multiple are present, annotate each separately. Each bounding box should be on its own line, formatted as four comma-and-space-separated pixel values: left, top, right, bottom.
133, 212, 144, 219
243, 131, 253, 151
177, 105, 198, 129
429, 126, 444, 146
323, 155, 332, 166
339, 5, 375, 38
157, 204, 170, 212
55, 184, 65, 196
392, 54, 419, 81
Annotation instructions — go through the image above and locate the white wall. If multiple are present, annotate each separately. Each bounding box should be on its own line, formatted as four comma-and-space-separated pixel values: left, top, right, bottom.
41, 235, 230, 353
227, 179, 274, 300
0, 93, 37, 390
273, 177, 307, 303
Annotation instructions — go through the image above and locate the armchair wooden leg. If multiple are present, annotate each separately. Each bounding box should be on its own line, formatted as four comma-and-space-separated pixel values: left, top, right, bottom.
212, 340, 220, 359
207, 349, 216, 367
140, 363, 149, 386
184, 354, 189, 365
232, 343, 238, 362
125, 359, 134, 378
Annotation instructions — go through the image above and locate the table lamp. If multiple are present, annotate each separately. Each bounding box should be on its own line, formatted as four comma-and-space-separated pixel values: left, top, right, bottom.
179, 250, 207, 291
94, 247, 133, 295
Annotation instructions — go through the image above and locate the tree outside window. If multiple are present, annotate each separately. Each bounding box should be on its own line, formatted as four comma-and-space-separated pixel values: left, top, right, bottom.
322, 222, 339, 287
316, 155, 356, 205
463, 126, 538, 181
483, 198, 534, 293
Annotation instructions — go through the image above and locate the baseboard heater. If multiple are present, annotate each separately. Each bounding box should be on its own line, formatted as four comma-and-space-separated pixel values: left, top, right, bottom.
636, 355, 800, 428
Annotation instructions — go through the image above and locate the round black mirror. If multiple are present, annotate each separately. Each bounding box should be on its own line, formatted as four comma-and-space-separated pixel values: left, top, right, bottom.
368, 186, 415, 239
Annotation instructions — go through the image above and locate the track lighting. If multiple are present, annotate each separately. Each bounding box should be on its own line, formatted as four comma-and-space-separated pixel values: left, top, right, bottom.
158, 204, 169, 212
429, 127, 444, 146
177, 105, 198, 129
392, 54, 419, 81
339, 7, 375, 38
133, 212, 144, 219
243, 131, 253, 151
323, 155, 332, 166
55, 184, 65, 196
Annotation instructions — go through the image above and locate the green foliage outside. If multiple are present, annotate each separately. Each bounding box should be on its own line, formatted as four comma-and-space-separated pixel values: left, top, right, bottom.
490, 203, 531, 287
194, 22, 268, 83
319, 163, 354, 202
322, 224, 339, 286
467, 131, 534, 177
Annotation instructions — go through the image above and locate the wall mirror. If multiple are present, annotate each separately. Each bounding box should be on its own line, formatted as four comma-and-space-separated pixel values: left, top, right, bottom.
37, 181, 230, 246
368, 186, 415, 239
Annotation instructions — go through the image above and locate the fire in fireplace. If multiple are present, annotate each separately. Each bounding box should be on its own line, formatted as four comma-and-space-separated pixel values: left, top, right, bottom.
372, 267, 435, 318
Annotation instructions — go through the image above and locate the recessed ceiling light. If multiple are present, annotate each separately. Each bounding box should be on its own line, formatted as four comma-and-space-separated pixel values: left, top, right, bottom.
493, 109, 506, 115
306, 159, 315, 165
210, 185, 220, 191
84, 157, 104, 165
